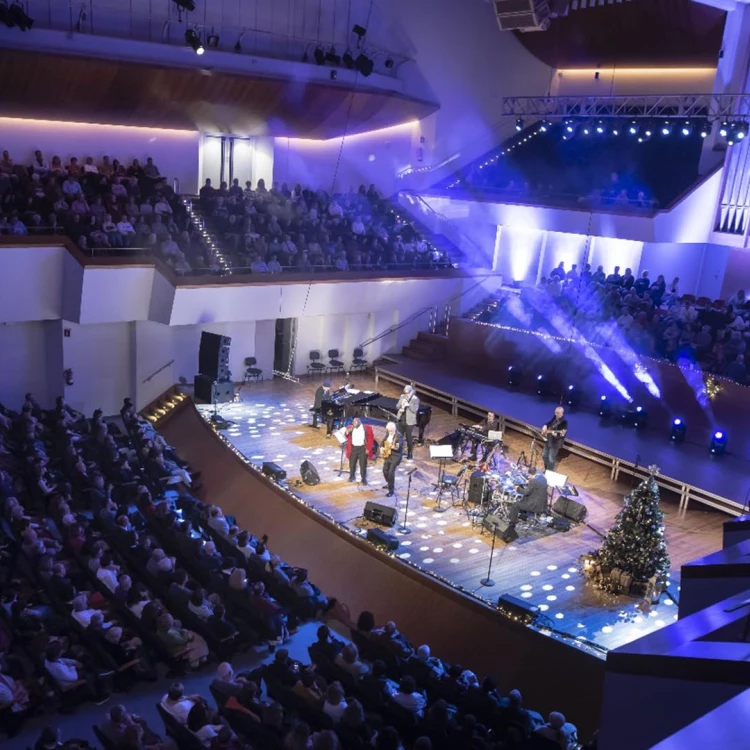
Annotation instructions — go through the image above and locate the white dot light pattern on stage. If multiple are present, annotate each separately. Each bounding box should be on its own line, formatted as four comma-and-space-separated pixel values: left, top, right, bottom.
198, 395, 681, 654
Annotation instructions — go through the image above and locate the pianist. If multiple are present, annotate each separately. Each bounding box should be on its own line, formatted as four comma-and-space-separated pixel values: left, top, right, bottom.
470, 411, 501, 463
508, 467, 548, 525
312, 380, 333, 435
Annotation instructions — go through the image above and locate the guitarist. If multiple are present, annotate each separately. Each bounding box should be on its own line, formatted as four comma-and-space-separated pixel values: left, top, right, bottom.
381, 422, 403, 498
541, 406, 568, 471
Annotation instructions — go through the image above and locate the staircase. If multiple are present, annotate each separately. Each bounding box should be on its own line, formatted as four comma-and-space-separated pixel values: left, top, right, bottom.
401, 330, 449, 362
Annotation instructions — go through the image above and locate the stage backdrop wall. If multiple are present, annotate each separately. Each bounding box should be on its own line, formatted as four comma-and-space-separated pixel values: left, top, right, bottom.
446, 318, 750, 461
0, 117, 200, 194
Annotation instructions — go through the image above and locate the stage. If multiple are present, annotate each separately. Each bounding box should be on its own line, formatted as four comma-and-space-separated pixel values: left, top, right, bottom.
196, 374, 723, 655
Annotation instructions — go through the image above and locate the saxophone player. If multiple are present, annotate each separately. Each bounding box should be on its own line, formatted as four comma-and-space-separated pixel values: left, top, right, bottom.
396, 384, 419, 460
381, 421, 403, 498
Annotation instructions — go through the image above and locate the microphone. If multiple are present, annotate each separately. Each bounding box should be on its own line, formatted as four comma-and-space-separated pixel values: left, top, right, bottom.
407, 467, 418, 476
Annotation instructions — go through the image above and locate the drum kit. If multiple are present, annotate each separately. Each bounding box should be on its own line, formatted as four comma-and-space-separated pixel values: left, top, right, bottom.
463, 465, 530, 530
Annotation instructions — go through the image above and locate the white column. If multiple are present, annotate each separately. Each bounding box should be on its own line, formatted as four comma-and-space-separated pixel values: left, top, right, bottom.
252, 137, 275, 188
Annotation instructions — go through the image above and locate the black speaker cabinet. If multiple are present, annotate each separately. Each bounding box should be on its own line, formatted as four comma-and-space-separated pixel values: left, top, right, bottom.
483, 514, 519, 543
300, 460, 320, 486
552, 496, 588, 523
497, 593, 539, 624
261, 462, 287, 482
194, 373, 214, 403
363, 501, 398, 527
366, 528, 399, 551
213, 381, 235, 404
468, 471, 490, 505
199, 331, 232, 380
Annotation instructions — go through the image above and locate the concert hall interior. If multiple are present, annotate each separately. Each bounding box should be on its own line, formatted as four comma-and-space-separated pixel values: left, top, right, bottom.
3, 1, 750, 749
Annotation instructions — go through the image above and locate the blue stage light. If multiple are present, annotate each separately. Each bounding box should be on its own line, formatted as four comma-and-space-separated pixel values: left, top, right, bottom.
681, 121, 691, 136
536, 374, 549, 396
515, 118, 524, 132
507, 365, 522, 387
670, 418, 686, 443
628, 121, 639, 136
566, 384, 580, 407
661, 121, 671, 136
710, 430, 727, 455
595, 120, 605, 134
633, 406, 647, 428
598, 395, 612, 418
719, 121, 729, 138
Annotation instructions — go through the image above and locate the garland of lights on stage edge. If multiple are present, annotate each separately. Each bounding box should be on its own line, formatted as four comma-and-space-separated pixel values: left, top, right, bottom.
205, 415, 609, 659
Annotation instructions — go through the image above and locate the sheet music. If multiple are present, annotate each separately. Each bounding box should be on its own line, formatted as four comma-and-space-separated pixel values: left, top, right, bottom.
429, 444, 454, 459
488, 430, 503, 441
544, 470, 568, 488
333, 428, 347, 445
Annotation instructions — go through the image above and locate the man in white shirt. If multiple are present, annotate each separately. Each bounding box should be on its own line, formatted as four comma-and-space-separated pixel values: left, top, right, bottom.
617, 308, 634, 331
207, 506, 230, 536
117, 217, 136, 238
328, 199, 343, 218
160, 682, 200, 724
96, 554, 120, 592
153, 198, 173, 216
44, 641, 109, 704
82, 157, 99, 174
391, 676, 426, 717
347, 417, 369, 485
267, 254, 282, 273
351, 217, 365, 235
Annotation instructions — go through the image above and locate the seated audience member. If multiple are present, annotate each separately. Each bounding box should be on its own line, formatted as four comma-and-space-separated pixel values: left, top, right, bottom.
312, 624, 345, 661
335, 643, 370, 677
160, 682, 200, 724
44, 641, 109, 704
100, 703, 171, 749
414, 644, 446, 679
373, 620, 413, 659
535, 711, 579, 750
186, 700, 225, 747
156, 613, 210, 668
392, 675, 426, 717
210, 662, 246, 701
293, 668, 325, 704
322, 681, 348, 723
206, 604, 238, 640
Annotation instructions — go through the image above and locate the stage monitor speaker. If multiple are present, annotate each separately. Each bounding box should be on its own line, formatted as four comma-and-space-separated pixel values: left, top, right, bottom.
468, 471, 489, 505
366, 528, 399, 552
300, 460, 320, 486
213, 381, 235, 404
199, 331, 232, 380
483, 514, 519, 543
261, 462, 287, 482
549, 516, 571, 532
363, 501, 397, 528
553, 496, 588, 523
497, 593, 539, 624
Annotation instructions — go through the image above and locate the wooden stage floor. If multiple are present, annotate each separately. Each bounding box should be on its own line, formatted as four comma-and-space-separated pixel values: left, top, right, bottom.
197, 375, 724, 654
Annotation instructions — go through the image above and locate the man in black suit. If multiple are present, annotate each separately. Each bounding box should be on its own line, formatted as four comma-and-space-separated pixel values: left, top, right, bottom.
509, 467, 549, 524
312, 379, 332, 433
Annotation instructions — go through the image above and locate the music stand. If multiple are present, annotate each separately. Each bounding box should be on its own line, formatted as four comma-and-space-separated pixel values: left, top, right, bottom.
334, 428, 348, 476
430, 444, 454, 513
545, 469, 568, 513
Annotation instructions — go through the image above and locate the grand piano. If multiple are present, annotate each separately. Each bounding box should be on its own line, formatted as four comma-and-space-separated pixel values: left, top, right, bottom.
369, 395, 433, 443
320, 387, 381, 424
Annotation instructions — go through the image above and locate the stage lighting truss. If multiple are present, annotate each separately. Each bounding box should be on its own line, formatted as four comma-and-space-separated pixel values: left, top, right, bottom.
552, 117, 711, 143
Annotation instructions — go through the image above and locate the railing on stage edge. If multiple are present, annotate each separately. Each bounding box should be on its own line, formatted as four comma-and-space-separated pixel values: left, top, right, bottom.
373, 366, 747, 518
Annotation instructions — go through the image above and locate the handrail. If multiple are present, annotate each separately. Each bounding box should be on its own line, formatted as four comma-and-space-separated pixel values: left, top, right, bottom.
358, 273, 493, 349
142, 359, 175, 384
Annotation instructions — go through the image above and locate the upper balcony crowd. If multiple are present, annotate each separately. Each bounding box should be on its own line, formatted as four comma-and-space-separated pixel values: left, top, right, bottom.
439, 121, 705, 212
0, 148, 458, 279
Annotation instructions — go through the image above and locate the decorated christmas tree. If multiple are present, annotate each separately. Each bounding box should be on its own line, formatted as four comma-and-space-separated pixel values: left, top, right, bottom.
582, 465, 670, 594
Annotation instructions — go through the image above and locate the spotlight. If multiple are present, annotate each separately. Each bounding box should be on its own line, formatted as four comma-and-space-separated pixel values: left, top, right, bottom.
581, 122, 591, 136
562, 119, 576, 140
710, 430, 727, 455
633, 405, 647, 428
661, 121, 671, 136
538, 120, 549, 133
595, 120, 605, 134
206, 32, 220, 48
700, 122, 712, 139
314, 45, 326, 65
185, 28, 204, 55
234, 40, 242, 53
536, 374, 549, 397
507, 366, 522, 387
342, 50, 355, 69
719, 121, 729, 138
515, 118, 524, 132
329, 70, 338, 80
598, 395, 612, 418
325, 46, 341, 65
2, 1, 33, 30
566, 385, 580, 407
354, 53, 374, 77
611, 127, 619, 136
628, 121, 639, 136
670, 418, 686, 443
172, 0, 196, 10
734, 121, 748, 141
352, 24, 367, 39
681, 121, 692, 137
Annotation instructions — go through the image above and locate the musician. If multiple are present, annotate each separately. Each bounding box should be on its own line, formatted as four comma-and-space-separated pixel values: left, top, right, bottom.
346, 418, 374, 485
396, 385, 420, 460
312, 380, 333, 435
381, 422, 403, 498
541, 406, 568, 471
508, 467, 549, 524
470, 411, 501, 462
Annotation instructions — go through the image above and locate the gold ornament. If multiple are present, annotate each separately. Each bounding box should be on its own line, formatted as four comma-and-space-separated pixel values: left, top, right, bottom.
702, 375, 723, 401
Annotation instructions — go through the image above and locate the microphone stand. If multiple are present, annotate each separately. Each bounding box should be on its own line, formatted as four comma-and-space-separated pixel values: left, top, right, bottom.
398, 469, 415, 535
480, 523, 497, 587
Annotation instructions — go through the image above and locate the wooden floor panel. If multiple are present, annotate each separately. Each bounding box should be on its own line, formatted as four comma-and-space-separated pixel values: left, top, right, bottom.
198, 374, 724, 653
